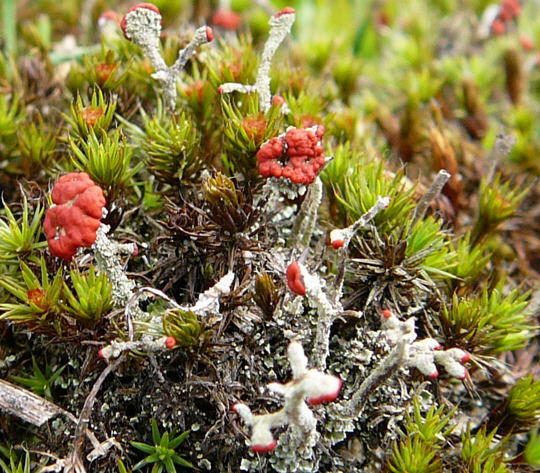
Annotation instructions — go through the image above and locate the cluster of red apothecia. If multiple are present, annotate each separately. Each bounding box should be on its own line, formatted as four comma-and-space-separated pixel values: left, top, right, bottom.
211, 8, 242, 30
491, 0, 521, 35
256, 125, 326, 185
43, 173, 106, 260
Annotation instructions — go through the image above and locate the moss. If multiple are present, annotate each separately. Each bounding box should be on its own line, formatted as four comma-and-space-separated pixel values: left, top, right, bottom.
0, 1, 538, 472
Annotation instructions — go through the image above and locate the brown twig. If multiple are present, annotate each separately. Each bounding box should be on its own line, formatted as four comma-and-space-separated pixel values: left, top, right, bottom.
65, 354, 126, 473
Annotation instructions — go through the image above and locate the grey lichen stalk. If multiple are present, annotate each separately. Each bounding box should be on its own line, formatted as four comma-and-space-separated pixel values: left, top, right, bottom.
122, 7, 166, 70
122, 6, 212, 110
291, 177, 324, 251
329, 195, 391, 307
412, 169, 451, 223
93, 226, 235, 361
96, 336, 168, 362
92, 225, 137, 309
219, 9, 296, 113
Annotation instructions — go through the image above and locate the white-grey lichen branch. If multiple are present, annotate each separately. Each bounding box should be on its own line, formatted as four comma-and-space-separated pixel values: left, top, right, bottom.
98, 336, 168, 361
97, 271, 235, 361
219, 8, 295, 113
293, 262, 342, 371
92, 224, 137, 309
337, 309, 470, 419
186, 271, 235, 317
233, 341, 342, 453
121, 4, 213, 110
291, 177, 324, 250
329, 196, 391, 251
412, 169, 451, 223
330, 196, 390, 301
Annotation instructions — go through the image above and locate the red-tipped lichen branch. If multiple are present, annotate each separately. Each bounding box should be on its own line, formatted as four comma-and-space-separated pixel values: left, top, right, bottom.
285, 261, 342, 370
329, 196, 391, 250
330, 196, 390, 302
382, 309, 470, 380
233, 341, 342, 453
98, 272, 235, 361
338, 310, 470, 418
121, 3, 213, 110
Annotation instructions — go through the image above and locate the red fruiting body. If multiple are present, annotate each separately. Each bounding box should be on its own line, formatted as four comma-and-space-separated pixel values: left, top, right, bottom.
286, 261, 306, 296
272, 95, 285, 106
491, 0, 521, 37
165, 336, 177, 349
306, 377, 343, 406
499, 5, 513, 21
217, 86, 224, 94
331, 239, 345, 249
275, 6, 295, 17
124, 2, 160, 17
520, 35, 534, 51
43, 172, 106, 260
460, 351, 471, 363
98, 348, 105, 360
211, 9, 242, 30
250, 440, 278, 454
500, 0, 520, 19
205, 26, 214, 42
429, 370, 439, 380
491, 19, 506, 35
381, 308, 392, 319
99, 10, 120, 24
256, 126, 326, 185
120, 3, 161, 38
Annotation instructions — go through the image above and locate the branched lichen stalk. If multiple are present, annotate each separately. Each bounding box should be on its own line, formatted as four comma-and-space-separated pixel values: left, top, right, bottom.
92, 225, 138, 309
256, 11, 295, 112
219, 9, 295, 112
339, 339, 408, 419
153, 27, 212, 110
233, 342, 341, 453
122, 5, 212, 110
412, 169, 451, 223
331, 196, 390, 302
337, 311, 470, 418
